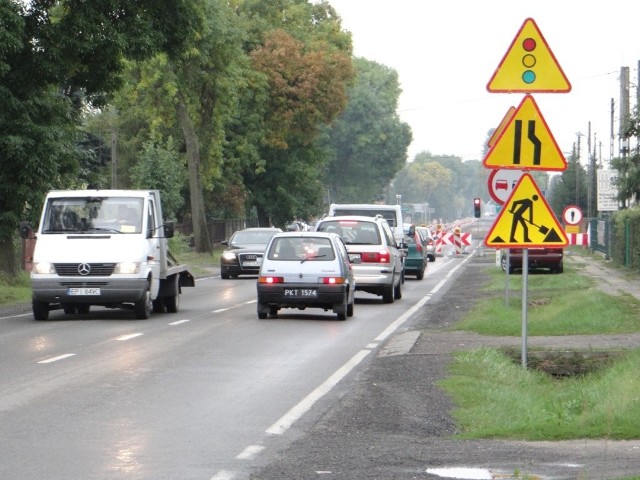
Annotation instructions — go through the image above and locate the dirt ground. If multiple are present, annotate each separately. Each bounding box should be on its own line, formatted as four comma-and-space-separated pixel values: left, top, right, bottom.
251, 251, 640, 480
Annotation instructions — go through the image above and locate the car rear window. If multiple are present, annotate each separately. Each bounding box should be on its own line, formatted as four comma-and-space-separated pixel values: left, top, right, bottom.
267, 237, 335, 261
316, 220, 380, 245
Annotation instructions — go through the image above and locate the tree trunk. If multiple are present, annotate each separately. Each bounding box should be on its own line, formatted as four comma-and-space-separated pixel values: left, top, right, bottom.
256, 205, 271, 227
175, 94, 212, 253
0, 235, 19, 277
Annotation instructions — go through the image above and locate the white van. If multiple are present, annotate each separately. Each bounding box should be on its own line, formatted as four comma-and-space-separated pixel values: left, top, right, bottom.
327, 203, 408, 280
328, 203, 404, 244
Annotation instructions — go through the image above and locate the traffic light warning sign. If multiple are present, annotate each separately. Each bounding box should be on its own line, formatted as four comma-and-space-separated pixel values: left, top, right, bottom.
485, 173, 568, 248
483, 95, 567, 171
487, 17, 571, 93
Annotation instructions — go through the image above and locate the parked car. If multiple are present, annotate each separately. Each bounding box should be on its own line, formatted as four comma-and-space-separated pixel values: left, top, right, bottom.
500, 247, 564, 274
256, 232, 355, 320
220, 227, 282, 279
403, 224, 427, 280
315, 215, 404, 303
416, 226, 436, 262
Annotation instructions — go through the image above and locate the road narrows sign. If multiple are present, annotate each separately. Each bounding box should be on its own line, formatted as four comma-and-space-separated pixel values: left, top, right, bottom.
487, 17, 571, 93
483, 94, 567, 171
485, 173, 568, 248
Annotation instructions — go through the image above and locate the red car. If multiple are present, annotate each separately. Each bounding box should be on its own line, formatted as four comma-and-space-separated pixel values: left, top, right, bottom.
500, 247, 564, 274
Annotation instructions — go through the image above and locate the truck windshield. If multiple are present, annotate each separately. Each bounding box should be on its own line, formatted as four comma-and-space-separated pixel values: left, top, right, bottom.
42, 197, 144, 234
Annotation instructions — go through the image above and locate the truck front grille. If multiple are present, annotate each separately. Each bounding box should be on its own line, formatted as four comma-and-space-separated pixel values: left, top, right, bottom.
54, 263, 116, 277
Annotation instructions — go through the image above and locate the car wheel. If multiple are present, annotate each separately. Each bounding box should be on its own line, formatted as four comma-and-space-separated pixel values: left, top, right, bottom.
221, 271, 230, 279
336, 295, 348, 321
394, 276, 402, 299
134, 286, 152, 319
32, 300, 49, 321
347, 293, 354, 317
501, 254, 515, 274
553, 261, 564, 274
416, 265, 424, 280
382, 283, 395, 304
269, 306, 278, 318
257, 302, 268, 319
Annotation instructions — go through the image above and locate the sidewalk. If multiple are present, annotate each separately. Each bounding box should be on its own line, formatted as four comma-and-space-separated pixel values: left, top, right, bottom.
565, 251, 640, 301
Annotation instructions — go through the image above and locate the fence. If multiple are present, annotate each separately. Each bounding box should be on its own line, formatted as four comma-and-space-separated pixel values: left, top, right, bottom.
590, 211, 640, 271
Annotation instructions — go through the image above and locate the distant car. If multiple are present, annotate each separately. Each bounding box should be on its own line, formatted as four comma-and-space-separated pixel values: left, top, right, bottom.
496, 179, 509, 191
220, 227, 282, 279
500, 247, 564, 274
315, 215, 404, 303
256, 232, 355, 320
402, 224, 427, 280
416, 226, 436, 262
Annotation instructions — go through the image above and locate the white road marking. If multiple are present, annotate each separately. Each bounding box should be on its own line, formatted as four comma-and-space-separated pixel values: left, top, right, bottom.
235, 445, 265, 460
116, 333, 143, 341
209, 470, 235, 480
38, 353, 76, 364
266, 349, 371, 435
213, 308, 230, 313
168, 319, 190, 326
426, 467, 492, 479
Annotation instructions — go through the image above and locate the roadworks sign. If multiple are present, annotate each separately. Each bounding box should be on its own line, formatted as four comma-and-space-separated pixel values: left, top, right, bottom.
483, 95, 567, 171
487, 17, 571, 93
485, 173, 568, 248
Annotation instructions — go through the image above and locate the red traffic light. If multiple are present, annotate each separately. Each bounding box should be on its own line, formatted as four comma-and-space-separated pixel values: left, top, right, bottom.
473, 198, 481, 218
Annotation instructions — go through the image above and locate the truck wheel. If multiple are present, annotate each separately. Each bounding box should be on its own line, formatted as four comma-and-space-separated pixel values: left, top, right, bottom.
33, 300, 49, 321
63, 304, 77, 314
135, 287, 152, 319
77, 305, 90, 315
152, 299, 166, 313
164, 276, 180, 313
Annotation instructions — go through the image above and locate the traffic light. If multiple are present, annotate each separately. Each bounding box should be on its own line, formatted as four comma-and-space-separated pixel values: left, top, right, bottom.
473, 198, 481, 218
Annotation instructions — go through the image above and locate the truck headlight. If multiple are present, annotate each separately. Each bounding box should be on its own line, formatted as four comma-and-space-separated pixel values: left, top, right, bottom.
32, 262, 55, 274
113, 262, 141, 274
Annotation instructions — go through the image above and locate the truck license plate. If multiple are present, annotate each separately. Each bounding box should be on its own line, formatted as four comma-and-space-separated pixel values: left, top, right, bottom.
284, 289, 317, 298
68, 287, 101, 296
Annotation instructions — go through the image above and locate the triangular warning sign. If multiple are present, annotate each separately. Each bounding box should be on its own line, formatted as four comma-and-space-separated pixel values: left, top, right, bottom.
485, 173, 568, 248
487, 18, 571, 93
487, 106, 515, 149
483, 95, 567, 171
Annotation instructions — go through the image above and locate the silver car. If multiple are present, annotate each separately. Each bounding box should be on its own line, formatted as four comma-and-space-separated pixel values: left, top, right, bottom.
256, 232, 355, 320
315, 215, 404, 303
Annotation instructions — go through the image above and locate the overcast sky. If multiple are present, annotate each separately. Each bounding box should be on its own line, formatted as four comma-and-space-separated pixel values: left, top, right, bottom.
327, 0, 640, 165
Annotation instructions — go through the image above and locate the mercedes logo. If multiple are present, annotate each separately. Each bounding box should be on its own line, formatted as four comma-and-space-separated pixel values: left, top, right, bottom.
77, 263, 91, 276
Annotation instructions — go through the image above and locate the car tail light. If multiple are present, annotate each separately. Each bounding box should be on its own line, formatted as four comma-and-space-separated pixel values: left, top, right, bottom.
360, 250, 390, 263
258, 276, 284, 284
415, 237, 423, 252
322, 277, 345, 284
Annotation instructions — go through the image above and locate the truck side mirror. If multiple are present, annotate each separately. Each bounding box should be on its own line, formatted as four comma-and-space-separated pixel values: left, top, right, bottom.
163, 221, 175, 239
18, 221, 32, 240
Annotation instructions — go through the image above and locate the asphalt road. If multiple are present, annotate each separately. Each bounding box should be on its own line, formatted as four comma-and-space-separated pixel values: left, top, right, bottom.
0, 247, 461, 480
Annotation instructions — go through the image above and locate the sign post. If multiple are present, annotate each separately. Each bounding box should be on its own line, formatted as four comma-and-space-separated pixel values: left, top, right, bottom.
484, 18, 570, 368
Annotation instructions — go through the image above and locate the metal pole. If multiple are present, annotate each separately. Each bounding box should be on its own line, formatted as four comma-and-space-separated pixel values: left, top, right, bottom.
521, 248, 528, 368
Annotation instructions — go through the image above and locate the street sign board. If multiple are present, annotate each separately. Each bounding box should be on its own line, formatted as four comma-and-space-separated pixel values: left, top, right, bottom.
562, 205, 583, 225
487, 17, 571, 93
483, 95, 567, 171
487, 106, 515, 149
488, 168, 525, 205
485, 173, 568, 248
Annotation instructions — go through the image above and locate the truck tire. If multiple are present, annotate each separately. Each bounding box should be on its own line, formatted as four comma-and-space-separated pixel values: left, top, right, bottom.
164, 276, 180, 313
135, 287, 152, 319
33, 300, 49, 321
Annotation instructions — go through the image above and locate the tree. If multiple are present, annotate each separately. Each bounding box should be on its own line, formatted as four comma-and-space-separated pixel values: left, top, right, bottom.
322, 57, 412, 204
0, 0, 197, 275
239, 1, 354, 226
548, 150, 588, 218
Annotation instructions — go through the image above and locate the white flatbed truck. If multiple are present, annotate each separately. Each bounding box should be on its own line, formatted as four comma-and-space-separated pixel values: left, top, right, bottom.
20, 189, 195, 320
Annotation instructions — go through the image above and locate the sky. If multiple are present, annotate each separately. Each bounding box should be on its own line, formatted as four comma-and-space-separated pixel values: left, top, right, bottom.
327, 0, 640, 166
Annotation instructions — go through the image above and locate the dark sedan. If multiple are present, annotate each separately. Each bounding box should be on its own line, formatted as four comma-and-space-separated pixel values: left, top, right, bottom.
220, 227, 282, 279
501, 247, 564, 274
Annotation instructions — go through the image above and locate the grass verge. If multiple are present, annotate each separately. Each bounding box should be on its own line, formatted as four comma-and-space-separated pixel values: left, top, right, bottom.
440, 347, 640, 440
454, 262, 640, 336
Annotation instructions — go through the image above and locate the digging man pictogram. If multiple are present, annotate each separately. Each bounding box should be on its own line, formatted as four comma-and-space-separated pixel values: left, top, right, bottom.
509, 194, 539, 242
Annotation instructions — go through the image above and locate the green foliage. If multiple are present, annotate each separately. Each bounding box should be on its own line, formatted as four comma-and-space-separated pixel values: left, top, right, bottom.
129, 139, 186, 219
456, 263, 640, 336
0, 270, 32, 305
610, 205, 640, 270
322, 57, 411, 204
440, 348, 640, 440
547, 152, 588, 218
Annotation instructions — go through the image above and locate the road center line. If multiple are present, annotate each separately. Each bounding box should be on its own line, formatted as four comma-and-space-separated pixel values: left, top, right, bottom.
38, 353, 76, 364
169, 319, 190, 326
116, 333, 143, 341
